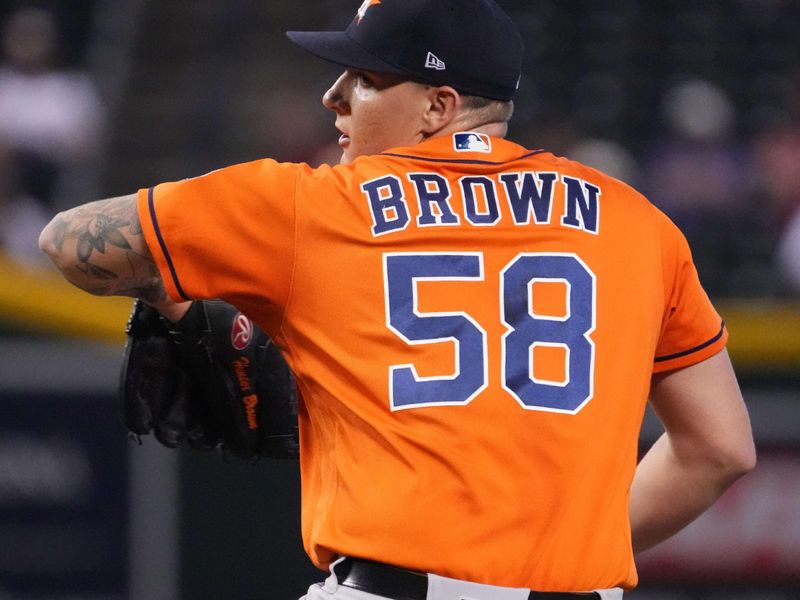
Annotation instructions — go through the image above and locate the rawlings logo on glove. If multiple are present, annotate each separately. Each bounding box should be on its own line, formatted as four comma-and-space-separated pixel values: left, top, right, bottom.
231, 313, 254, 350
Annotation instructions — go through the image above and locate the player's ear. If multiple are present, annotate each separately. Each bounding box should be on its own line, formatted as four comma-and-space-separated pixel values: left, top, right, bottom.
420, 85, 460, 136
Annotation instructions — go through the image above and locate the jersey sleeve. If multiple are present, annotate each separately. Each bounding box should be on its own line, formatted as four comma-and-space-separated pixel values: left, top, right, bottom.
653, 218, 728, 373
137, 159, 300, 331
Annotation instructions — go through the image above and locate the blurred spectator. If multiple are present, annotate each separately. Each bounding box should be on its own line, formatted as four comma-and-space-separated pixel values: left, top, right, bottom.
0, 140, 11, 241
0, 137, 49, 265
777, 208, 800, 291
567, 138, 639, 187
642, 79, 770, 296
0, 5, 104, 263
753, 71, 800, 293
645, 79, 750, 217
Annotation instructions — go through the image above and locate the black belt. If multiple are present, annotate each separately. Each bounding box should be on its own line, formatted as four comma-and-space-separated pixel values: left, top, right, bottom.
335, 558, 600, 600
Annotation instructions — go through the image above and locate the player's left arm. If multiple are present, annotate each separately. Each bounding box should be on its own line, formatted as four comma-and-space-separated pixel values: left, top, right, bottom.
39, 194, 189, 322
629, 348, 756, 553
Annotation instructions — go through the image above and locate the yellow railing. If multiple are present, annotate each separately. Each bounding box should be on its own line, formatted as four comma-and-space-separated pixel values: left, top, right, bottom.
719, 301, 800, 371
1, 253, 798, 370
0, 253, 131, 344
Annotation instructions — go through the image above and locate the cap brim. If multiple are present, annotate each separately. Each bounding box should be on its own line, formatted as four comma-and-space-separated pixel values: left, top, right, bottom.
286, 30, 407, 76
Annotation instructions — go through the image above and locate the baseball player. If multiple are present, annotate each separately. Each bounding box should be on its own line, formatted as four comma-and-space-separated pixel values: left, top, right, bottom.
39, 0, 755, 598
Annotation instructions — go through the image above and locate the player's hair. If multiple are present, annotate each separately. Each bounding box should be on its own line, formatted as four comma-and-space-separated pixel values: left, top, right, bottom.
413, 80, 515, 127
459, 94, 515, 126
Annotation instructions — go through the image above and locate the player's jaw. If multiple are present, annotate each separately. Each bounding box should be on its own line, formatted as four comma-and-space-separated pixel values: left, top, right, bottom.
323, 69, 431, 164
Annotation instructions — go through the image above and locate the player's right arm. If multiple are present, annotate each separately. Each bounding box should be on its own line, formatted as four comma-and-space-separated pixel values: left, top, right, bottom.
629, 348, 756, 553
39, 193, 189, 322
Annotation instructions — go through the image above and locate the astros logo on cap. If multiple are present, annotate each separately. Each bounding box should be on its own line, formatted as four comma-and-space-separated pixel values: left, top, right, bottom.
356, 0, 381, 24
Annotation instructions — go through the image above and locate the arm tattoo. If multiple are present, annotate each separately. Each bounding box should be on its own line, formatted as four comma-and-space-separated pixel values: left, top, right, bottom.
49, 196, 167, 303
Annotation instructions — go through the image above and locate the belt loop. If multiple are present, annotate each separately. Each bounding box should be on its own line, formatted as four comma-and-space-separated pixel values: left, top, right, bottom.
325, 556, 349, 593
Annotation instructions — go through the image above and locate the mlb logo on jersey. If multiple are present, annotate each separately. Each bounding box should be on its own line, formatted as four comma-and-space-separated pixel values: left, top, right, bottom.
453, 132, 492, 153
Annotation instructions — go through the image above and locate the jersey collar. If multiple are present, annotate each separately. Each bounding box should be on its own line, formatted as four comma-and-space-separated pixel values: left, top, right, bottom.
380, 133, 537, 165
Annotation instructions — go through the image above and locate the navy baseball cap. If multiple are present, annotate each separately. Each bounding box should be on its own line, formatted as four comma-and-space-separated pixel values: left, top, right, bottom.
286, 0, 524, 102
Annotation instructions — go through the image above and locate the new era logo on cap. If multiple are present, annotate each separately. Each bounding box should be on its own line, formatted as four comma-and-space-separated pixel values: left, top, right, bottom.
454, 132, 491, 153
425, 51, 446, 71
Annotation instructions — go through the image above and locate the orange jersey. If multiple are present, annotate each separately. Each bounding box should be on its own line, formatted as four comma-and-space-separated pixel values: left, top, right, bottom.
138, 134, 726, 592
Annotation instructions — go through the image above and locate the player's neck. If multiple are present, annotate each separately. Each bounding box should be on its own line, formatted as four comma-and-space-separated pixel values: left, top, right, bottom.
426, 120, 508, 142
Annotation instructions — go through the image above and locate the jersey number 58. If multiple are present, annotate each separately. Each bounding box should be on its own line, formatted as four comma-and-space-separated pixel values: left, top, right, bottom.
384, 252, 596, 413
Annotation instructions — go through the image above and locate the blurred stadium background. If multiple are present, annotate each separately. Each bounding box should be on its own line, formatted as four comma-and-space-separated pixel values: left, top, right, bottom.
0, 1, 798, 599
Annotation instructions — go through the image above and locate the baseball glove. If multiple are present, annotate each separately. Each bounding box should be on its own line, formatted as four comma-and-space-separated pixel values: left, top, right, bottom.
119, 299, 299, 460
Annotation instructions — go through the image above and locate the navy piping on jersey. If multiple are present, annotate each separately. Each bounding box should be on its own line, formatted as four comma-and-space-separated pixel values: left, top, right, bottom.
380, 150, 547, 166
654, 321, 726, 363
147, 187, 190, 301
